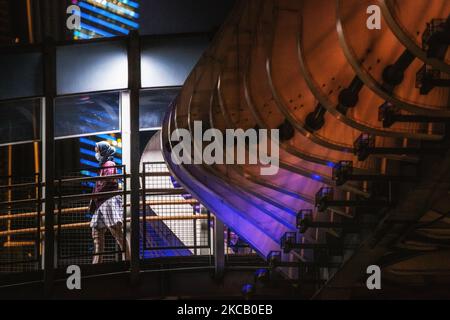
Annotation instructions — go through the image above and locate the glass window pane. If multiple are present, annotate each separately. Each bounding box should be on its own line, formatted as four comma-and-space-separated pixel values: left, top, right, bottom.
0, 52, 43, 100
55, 92, 120, 138
141, 36, 208, 88
56, 40, 128, 95
140, 88, 180, 130
0, 99, 41, 145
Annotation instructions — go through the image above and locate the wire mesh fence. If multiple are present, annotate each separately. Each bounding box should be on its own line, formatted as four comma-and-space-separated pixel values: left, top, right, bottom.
141, 162, 211, 259
0, 161, 255, 275
56, 165, 128, 267
0, 174, 42, 273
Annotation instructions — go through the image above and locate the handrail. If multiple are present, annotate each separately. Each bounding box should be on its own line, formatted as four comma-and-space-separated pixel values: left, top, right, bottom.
0, 171, 182, 189
0, 172, 126, 189
0, 181, 41, 190
0, 187, 188, 208
0, 214, 210, 237
0, 199, 200, 221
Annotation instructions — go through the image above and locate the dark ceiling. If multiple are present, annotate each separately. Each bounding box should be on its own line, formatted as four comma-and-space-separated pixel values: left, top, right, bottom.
139, 0, 236, 35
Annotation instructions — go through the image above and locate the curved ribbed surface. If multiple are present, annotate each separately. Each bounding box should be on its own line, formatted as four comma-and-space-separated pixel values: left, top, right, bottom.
162, 0, 450, 264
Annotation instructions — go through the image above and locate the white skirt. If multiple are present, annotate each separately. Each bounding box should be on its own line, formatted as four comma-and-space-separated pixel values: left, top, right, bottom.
90, 195, 124, 229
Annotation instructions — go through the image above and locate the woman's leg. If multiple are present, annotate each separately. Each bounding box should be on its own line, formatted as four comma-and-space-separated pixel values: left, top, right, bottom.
92, 228, 105, 264
108, 223, 130, 261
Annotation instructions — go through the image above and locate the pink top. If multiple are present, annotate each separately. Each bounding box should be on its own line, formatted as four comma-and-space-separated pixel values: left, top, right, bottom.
92, 161, 119, 208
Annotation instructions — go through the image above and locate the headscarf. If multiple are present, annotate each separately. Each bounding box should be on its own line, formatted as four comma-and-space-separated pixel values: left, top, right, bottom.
95, 141, 116, 165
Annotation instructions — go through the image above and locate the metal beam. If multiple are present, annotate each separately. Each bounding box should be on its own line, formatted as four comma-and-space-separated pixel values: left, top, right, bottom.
313, 150, 450, 299
127, 30, 141, 285
42, 37, 56, 296
214, 216, 225, 279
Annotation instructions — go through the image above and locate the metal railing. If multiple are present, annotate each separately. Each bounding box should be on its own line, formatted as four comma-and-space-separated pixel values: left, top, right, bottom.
0, 162, 257, 280
141, 162, 211, 258
0, 174, 42, 273
56, 166, 128, 267
0, 163, 217, 274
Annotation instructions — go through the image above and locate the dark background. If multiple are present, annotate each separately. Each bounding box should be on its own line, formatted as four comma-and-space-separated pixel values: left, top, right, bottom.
139, 0, 236, 35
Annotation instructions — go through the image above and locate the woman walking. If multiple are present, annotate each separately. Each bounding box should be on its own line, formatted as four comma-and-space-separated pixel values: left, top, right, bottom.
89, 141, 130, 264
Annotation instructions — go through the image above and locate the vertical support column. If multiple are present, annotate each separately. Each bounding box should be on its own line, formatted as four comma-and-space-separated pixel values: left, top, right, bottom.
121, 91, 131, 204
214, 216, 225, 280
127, 30, 141, 285
43, 37, 56, 295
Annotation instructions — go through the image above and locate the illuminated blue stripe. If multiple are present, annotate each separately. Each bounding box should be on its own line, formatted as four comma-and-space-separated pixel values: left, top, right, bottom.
81, 170, 98, 177
100, 1, 139, 18
80, 159, 99, 167
78, 2, 139, 29
80, 148, 96, 157
119, 0, 139, 9
78, 25, 107, 39
79, 137, 97, 147
74, 30, 91, 39
96, 134, 116, 141
84, 0, 139, 18
81, 12, 130, 34
83, 1, 139, 18
78, 27, 98, 39
80, 22, 114, 37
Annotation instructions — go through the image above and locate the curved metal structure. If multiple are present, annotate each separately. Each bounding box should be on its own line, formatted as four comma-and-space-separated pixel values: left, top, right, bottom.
162, 0, 450, 297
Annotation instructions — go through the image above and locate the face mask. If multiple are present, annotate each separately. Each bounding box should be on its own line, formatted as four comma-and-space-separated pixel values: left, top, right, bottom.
95, 152, 101, 162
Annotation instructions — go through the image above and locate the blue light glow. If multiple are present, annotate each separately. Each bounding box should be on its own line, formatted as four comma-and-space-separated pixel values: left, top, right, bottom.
80, 147, 96, 157
80, 159, 99, 167
80, 12, 130, 34
79, 137, 97, 147
80, 22, 115, 37
119, 0, 139, 9
80, 170, 98, 177
76, 1, 139, 40
78, 2, 139, 29
84, 0, 139, 19
96, 133, 116, 141
74, 30, 91, 39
